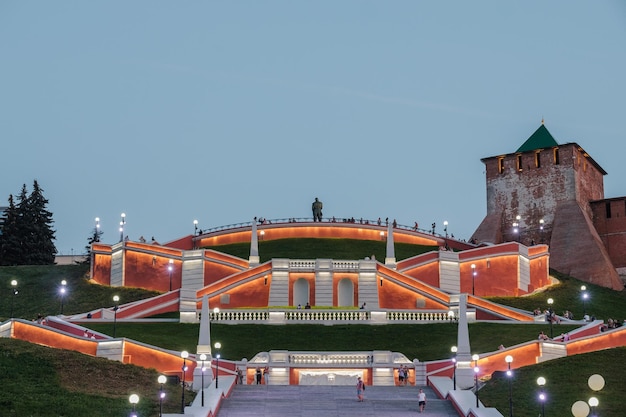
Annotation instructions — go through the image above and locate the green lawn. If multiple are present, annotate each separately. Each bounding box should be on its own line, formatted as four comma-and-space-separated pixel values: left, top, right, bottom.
87, 322, 581, 363
0, 338, 189, 417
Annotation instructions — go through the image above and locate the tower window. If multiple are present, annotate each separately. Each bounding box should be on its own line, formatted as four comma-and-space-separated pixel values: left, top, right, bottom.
516, 154, 523, 171
498, 157, 504, 174
606, 202, 612, 219
553, 148, 560, 165
535, 151, 541, 168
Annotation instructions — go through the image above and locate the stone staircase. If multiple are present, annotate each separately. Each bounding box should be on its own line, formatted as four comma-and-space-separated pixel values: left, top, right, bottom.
217, 384, 459, 417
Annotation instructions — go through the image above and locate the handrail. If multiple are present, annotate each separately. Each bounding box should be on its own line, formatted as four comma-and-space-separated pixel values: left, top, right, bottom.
209, 309, 460, 324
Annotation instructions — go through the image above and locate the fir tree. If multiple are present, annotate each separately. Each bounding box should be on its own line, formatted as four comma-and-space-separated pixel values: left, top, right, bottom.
0, 181, 56, 265
83, 223, 103, 265
0, 195, 21, 265
26, 180, 57, 264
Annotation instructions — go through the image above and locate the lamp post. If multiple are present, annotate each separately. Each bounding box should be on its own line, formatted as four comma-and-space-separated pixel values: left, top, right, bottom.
471, 264, 477, 295
547, 298, 554, 338
157, 375, 167, 417
95, 217, 101, 242
180, 350, 189, 413
443, 220, 448, 238
129, 394, 139, 417
199, 353, 207, 406
59, 280, 67, 315
472, 354, 480, 408
214, 342, 221, 389
537, 376, 546, 417
539, 219, 545, 243
588, 374, 604, 417
588, 397, 599, 417
505, 355, 514, 417
113, 295, 120, 338
10, 279, 18, 318
194, 219, 198, 235
512, 214, 521, 242
168, 260, 174, 292
119, 212, 126, 242
451, 346, 457, 390
581, 285, 588, 317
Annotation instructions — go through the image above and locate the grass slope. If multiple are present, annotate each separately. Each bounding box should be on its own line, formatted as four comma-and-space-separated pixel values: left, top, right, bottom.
205, 238, 437, 263
0, 265, 159, 320
0, 338, 188, 417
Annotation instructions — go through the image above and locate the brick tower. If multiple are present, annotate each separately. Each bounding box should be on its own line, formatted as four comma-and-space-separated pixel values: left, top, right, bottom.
472, 122, 623, 290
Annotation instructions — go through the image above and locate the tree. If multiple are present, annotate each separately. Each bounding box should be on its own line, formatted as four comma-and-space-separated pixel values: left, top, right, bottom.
83, 224, 103, 265
0, 181, 56, 266
0, 195, 22, 265
25, 180, 57, 264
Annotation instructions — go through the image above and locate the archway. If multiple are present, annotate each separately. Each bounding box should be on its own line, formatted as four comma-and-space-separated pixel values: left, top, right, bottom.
293, 278, 309, 307
337, 278, 354, 307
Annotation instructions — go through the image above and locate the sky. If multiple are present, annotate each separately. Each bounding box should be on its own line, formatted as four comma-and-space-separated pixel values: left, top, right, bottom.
1, 1, 625, 255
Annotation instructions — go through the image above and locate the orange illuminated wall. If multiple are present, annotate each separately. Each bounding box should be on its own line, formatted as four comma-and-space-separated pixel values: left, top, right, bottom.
288, 368, 371, 385
13, 322, 98, 357
198, 224, 440, 247
378, 278, 448, 310
208, 277, 270, 309
401, 257, 441, 288
378, 264, 451, 308
332, 273, 359, 306
199, 263, 272, 309
123, 340, 196, 378
124, 251, 182, 291
289, 272, 316, 306
92, 243, 113, 286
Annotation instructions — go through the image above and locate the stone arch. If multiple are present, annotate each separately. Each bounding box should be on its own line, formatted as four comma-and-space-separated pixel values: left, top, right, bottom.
293, 278, 309, 307
337, 278, 354, 307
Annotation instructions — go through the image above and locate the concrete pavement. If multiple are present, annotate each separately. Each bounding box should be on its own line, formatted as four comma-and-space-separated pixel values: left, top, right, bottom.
217, 384, 459, 417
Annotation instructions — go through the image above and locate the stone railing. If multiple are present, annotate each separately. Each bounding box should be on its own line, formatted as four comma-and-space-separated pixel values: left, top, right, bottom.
209, 309, 457, 325
285, 310, 370, 322
210, 310, 270, 322
289, 353, 371, 364
386, 311, 453, 322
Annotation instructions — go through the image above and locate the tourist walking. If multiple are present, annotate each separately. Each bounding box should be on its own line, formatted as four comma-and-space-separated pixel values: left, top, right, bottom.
356, 376, 365, 402
417, 388, 427, 413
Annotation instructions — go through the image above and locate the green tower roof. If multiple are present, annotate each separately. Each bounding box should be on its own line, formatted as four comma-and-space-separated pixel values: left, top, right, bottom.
516, 124, 558, 153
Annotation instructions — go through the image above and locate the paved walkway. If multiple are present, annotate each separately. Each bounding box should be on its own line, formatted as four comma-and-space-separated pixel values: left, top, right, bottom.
217, 385, 459, 417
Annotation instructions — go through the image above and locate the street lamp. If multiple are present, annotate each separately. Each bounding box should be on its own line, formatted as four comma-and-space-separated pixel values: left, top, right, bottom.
194, 219, 198, 235
199, 353, 207, 406
537, 376, 546, 417
113, 295, 120, 338
168, 260, 174, 292
588, 374, 604, 416
539, 219, 545, 243
471, 264, 477, 295
451, 346, 457, 390
581, 285, 588, 317
10, 279, 18, 318
443, 220, 448, 238
588, 397, 599, 416
180, 350, 189, 413
505, 355, 514, 417
95, 217, 101, 242
59, 280, 67, 315
119, 213, 126, 242
157, 375, 167, 417
547, 298, 554, 338
129, 394, 139, 417
473, 354, 480, 408
214, 342, 221, 389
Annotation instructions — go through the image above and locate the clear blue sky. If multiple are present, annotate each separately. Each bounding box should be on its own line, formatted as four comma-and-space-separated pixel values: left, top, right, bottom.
1, 1, 625, 255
